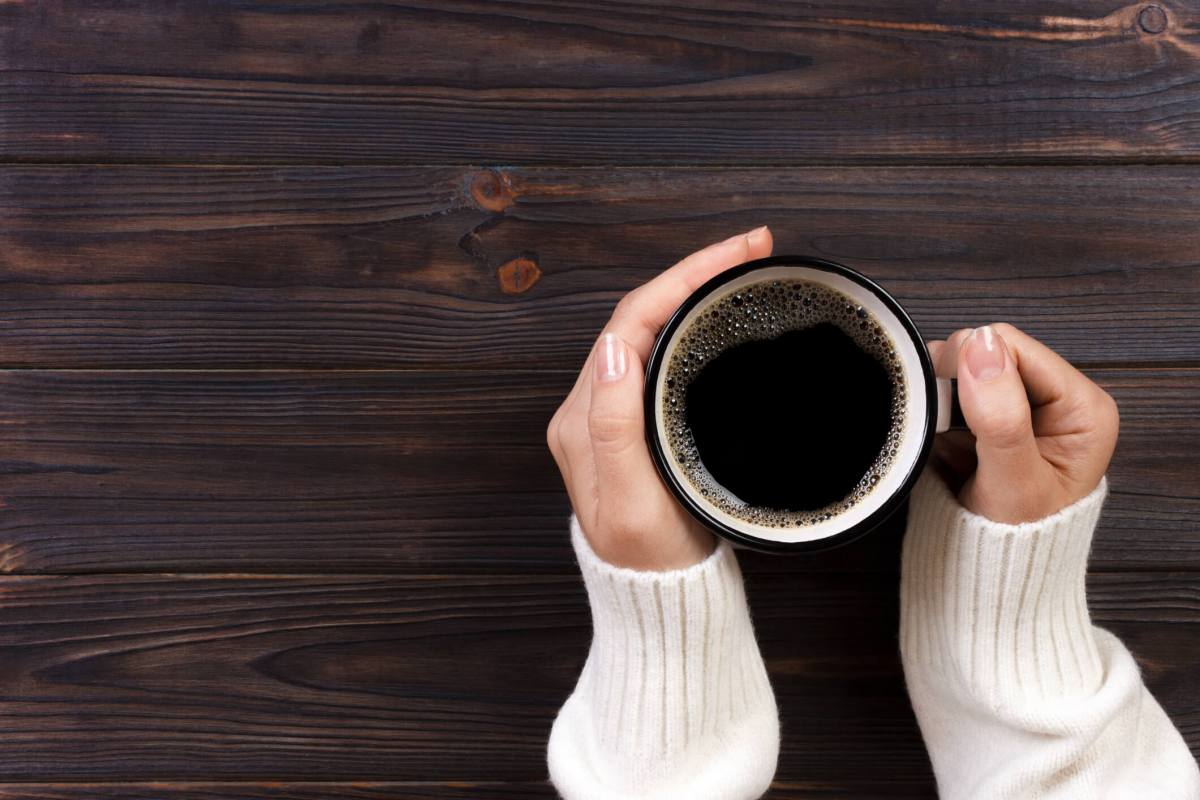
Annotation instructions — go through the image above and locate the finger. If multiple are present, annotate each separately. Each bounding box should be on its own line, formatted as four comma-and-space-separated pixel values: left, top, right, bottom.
928, 328, 972, 379
929, 333, 977, 481
546, 404, 570, 480
554, 398, 596, 524
927, 340, 946, 368
984, 323, 1107, 434
956, 325, 1043, 482
555, 335, 601, 435
555, 228, 770, 435
560, 227, 772, 437
608, 226, 773, 360
549, 341, 603, 485
587, 332, 663, 520
558, 369, 594, 482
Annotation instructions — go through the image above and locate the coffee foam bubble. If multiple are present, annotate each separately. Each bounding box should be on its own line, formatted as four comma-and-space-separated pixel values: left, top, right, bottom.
662, 279, 907, 528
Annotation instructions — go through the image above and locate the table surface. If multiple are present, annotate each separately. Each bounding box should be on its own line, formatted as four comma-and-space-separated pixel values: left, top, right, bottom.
3, 2, 1199, 797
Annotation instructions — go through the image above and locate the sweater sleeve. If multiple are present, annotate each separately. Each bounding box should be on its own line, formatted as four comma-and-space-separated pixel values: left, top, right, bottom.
547, 515, 779, 800
901, 468, 1200, 799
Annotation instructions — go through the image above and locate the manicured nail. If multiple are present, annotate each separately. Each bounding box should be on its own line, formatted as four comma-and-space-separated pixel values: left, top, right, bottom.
966, 325, 1005, 381
721, 226, 768, 246
746, 225, 770, 249
595, 332, 628, 383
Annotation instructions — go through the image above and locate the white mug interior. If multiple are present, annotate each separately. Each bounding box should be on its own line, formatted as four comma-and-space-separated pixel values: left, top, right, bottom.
652, 265, 930, 545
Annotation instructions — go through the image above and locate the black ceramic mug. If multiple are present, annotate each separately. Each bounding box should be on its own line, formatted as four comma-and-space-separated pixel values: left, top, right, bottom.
644, 255, 963, 554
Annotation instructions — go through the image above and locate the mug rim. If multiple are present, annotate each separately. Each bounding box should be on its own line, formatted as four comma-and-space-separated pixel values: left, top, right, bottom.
643, 254, 937, 554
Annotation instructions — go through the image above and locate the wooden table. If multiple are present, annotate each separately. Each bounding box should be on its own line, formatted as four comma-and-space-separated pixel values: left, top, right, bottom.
3, 2, 1198, 797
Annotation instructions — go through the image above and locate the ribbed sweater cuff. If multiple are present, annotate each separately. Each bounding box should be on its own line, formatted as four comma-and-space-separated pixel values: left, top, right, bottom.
901, 469, 1109, 703
551, 515, 777, 797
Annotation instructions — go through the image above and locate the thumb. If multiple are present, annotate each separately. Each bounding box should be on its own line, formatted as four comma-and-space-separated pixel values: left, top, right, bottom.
956, 325, 1043, 486
587, 332, 664, 517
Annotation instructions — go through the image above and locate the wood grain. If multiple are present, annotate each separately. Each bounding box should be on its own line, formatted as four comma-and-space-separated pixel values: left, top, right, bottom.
5, 0, 1199, 792
0, 783, 938, 800
0, 781, 930, 799
0, 369, 571, 574
0, 573, 582, 782
0, 571, 1194, 787
0, 368, 1195, 575
4, 166, 1200, 369
0, 784, 556, 800
4, 1, 1200, 165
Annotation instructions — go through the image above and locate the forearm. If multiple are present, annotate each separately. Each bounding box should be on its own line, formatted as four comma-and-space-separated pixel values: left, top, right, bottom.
548, 516, 779, 800
901, 468, 1200, 799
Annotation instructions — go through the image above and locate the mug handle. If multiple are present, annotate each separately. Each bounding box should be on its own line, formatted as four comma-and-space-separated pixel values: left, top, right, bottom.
935, 378, 968, 433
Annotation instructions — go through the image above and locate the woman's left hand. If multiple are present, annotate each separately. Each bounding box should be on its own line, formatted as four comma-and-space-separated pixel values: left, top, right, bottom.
927, 324, 1119, 523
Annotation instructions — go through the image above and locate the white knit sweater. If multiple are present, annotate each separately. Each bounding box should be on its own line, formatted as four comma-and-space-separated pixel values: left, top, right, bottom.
548, 469, 1200, 799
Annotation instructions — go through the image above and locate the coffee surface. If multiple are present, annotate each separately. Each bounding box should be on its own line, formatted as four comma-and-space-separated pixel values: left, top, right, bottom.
661, 280, 906, 528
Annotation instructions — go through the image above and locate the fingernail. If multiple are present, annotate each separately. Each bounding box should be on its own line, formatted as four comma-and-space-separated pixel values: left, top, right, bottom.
966, 325, 1005, 381
746, 225, 769, 248
595, 332, 628, 383
722, 226, 768, 246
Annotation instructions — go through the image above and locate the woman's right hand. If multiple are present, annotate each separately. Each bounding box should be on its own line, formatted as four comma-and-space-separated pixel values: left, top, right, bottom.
546, 227, 774, 571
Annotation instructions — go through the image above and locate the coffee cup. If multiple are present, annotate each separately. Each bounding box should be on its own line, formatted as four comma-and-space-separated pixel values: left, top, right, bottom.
644, 255, 963, 553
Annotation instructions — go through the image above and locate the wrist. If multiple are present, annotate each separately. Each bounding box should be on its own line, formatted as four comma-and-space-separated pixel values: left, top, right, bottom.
581, 508, 717, 571
956, 464, 1073, 523
902, 468, 1109, 700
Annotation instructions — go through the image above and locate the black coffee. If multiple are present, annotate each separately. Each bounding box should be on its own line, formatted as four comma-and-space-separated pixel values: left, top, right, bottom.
662, 280, 906, 528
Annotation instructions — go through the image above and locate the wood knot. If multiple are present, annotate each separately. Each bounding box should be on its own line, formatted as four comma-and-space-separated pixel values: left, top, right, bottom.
470, 170, 516, 213
1138, 5, 1167, 33
497, 255, 541, 294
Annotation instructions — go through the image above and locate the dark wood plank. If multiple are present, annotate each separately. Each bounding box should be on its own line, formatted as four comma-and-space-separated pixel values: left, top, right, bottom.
0, 784, 556, 800
0, 369, 570, 574
4, 166, 1200, 369
0, 571, 1194, 787
4, 1, 1200, 165
0, 783, 934, 800
1, 368, 1195, 574
0, 781, 927, 799
0, 573, 579, 782
1087, 370, 1200, 572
